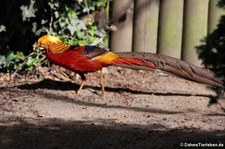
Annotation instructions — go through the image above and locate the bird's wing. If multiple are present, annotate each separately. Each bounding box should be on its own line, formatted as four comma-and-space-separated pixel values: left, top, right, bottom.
46, 46, 106, 73
81, 46, 107, 59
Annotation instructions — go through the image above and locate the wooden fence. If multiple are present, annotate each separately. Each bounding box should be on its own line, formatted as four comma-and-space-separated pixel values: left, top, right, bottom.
109, 0, 224, 66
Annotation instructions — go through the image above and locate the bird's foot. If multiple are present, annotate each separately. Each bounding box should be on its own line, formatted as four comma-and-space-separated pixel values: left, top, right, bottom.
75, 90, 82, 97
101, 91, 105, 96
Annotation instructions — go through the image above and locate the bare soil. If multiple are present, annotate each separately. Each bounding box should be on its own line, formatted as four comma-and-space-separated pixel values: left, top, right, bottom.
0, 67, 225, 149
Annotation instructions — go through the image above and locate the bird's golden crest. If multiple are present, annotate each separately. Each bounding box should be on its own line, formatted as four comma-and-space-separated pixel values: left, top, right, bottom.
37, 35, 70, 54
38, 35, 62, 44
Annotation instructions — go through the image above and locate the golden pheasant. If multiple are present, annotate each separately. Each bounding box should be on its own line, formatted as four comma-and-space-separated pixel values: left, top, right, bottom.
37, 35, 223, 95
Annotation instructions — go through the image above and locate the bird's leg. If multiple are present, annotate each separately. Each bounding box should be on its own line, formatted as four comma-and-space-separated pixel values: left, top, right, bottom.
76, 73, 86, 95
100, 69, 105, 95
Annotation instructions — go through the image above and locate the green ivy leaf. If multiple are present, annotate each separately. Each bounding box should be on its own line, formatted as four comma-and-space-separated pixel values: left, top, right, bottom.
20, 0, 37, 21
83, 7, 90, 13
6, 51, 16, 63
88, 29, 95, 36
0, 25, 6, 32
78, 40, 88, 45
15, 52, 25, 58
68, 24, 77, 35
26, 57, 35, 66
26, 65, 34, 71
77, 31, 85, 38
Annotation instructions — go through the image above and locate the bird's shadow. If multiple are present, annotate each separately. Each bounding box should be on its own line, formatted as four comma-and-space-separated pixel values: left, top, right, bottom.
18, 79, 212, 98
18, 79, 80, 91
15, 79, 225, 114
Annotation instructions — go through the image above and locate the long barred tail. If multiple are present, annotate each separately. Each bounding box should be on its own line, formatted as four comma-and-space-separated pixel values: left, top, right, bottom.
113, 52, 223, 87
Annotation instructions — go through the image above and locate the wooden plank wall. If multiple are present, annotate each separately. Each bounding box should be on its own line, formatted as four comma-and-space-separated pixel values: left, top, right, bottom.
158, 0, 183, 59
110, 0, 133, 52
182, 0, 209, 66
109, 0, 224, 66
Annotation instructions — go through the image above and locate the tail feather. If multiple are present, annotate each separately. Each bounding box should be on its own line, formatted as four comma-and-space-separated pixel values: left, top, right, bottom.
113, 52, 223, 87
112, 57, 156, 70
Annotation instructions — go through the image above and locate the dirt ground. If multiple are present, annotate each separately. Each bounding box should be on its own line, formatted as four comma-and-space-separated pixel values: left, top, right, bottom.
0, 67, 225, 149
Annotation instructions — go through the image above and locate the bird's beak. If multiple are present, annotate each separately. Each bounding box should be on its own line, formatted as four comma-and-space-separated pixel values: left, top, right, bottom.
35, 43, 40, 48
35, 43, 44, 50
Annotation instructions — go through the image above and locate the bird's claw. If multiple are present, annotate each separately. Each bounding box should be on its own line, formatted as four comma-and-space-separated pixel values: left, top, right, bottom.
75, 91, 81, 96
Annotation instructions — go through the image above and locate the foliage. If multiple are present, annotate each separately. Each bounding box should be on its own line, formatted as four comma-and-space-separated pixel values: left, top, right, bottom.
217, 0, 225, 8
0, 0, 108, 73
196, 0, 225, 104
6, 48, 45, 74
